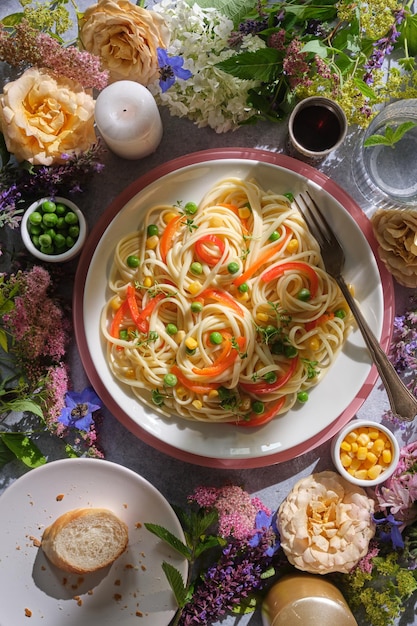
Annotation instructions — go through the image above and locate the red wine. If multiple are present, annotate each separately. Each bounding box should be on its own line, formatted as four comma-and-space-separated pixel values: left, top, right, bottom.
292, 105, 342, 152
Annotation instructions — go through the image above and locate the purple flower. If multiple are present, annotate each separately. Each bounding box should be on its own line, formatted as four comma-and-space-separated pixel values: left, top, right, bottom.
249, 510, 280, 557
157, 47, 192, 92
58, 387, 101, 431
373, 513, 404, 549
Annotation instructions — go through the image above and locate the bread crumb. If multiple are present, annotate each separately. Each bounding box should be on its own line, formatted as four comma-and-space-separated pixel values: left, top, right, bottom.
123, 503, 128, 508
141, 565, 146, 571
56, 494, 65, 501
73, 596, 82, 607
114, 594, 122, 602
29, 535, 41, 547
135, 522, 142, 528
87, 590, 94, 596
24, 608, 32, 617
114, 579, 121, 586
136, 611, 143, 617
125, 563, 134, 569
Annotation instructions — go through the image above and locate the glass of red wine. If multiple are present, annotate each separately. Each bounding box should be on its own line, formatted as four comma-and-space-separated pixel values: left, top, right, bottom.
288, 96, 347, 161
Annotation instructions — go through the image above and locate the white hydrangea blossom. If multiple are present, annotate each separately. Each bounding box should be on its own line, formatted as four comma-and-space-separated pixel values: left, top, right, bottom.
150, 0, 265, 133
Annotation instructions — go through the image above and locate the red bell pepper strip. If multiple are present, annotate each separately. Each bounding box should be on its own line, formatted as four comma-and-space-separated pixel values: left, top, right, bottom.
192, 335, 246, 377
235, 396, 286, 427
239, 356, 299, 395
160, 214, 184, 263
110, 299, 130, 338
170, 364, 220, 395
195, 234, 225, 266
233, 231, 292, 287
305, 311, 335, 331
199, 288, 244, 317
261, 261, 319, 298
127, 284, 165, 333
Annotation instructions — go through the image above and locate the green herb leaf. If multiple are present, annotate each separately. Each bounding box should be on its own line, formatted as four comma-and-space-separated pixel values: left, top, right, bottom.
161, 561, 189, 608
216, 48, 282, 82
0, 438, 16, 468
1, 12, 24, 26
5, 398, 44, 418
194, 0, 254, 27
144, 522, 192, 559
1, 433, 46, 468
364, 121, 417, 148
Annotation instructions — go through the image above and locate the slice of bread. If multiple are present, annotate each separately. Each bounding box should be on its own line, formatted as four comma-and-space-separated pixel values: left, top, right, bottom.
41, 508, 129, 574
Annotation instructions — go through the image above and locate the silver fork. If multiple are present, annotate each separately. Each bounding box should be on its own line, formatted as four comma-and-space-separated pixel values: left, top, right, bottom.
295, 191, 417, 422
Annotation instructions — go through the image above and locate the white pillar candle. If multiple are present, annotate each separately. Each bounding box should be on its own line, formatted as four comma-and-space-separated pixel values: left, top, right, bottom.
94, 81, 163, 160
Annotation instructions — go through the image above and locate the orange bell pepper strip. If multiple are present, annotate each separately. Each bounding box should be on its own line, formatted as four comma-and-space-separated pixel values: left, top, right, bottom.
199, 288, 244, 317
195, 234, 225, 266
239, 357, 299, 395
110, 299, 130, 338
261, 261, 319, 298
170, 364, 220, 395
160, 214, 184, 263
235, 396, 286, 427
233, 231, 292, 287
192, 335, 245, 377
305, 311, 335, 332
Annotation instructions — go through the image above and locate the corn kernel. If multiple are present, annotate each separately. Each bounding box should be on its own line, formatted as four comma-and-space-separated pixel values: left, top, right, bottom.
357, 432, 370, 446
340, 441, 351, 452
237, 291, 250, 302
346, 431, 358, 443
372, 438, 385, 454
125, 368, 135, 379
163, 211, 179, 224
354, 469, 368, 480
146, 235, 159, 249
350, 458, 361, 471
367, 465, 383, 480
208, 389, 219, 399
143, 276, 153, 288
368, 428, 380, 440
357, 446, 368, 460
192, 399, 203, 410
340, 452, 352, 468
366, 451, 378, 465
382, 449, 392, 464
209, 217, 223, 228
351, 442, 358, 453
238, 206, 251, 219
308, 337, 320, 351
185, 337, 198, 351
287, 238, 298, 253
176, 386, 187, 400
188, 282, 201, 295
110, 295, 122, 311
256, 312, 269, 323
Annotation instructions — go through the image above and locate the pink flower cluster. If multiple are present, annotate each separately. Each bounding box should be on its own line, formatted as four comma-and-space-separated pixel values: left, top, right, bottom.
190, 485, 271, 540
375, 441, 417, 528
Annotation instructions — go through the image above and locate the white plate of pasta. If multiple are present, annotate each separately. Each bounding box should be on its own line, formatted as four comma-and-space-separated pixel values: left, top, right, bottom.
74, 148, 394, 468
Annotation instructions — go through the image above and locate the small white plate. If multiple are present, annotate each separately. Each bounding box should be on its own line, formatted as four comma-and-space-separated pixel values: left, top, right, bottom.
74, 148, 394, 468
0, 458, 187, 625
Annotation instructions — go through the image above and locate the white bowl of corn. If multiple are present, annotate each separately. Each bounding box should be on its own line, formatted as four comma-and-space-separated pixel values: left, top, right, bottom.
331, 419, 400, 487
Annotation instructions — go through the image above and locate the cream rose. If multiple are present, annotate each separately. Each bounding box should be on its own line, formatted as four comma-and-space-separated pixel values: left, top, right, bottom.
277, 471, 375, 575
79, 0, 170, 85
0, 67, 96, 166
371, 208, 417, 288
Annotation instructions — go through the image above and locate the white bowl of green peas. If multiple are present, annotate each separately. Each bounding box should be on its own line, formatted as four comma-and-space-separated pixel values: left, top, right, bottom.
21, 197, 87, 262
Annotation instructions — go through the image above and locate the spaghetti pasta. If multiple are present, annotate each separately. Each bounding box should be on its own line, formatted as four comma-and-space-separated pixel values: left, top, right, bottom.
101, 177, 353, 426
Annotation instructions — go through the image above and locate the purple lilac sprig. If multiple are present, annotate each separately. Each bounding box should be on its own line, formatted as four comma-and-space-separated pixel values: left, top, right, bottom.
363, 8, 406, 85
0, 142, 105, 230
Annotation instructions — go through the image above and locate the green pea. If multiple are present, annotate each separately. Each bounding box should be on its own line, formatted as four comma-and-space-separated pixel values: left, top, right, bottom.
119, 329, 129, 341
269, 230, 280, 242
127, 255, 140, 268
191, 301, 203, 313
238, 282, 249, 293
227, 261, 240, 274
38, 233, 52, 248
191, 261, 203, 275
297, 288, 311, 301
40, 245, 54, 254
184, 201, 198, 215
264, 371, 277, 384
28, 224, 42, 236
147, 224, 159, 237
209, 331, 223, 345
56, 216, 66, 229
64, 211, 78, 225
55, 203, 67, 216
42, 200, 56, 213
54, 233, 67, 249
42, 212, 58, 228
297, 390, 309, 403
68, 225, 80, 239
66, 235, 75, 248
29, 211, 42, 226
284, 192, 294, 202
163, 373, 178, 387
335, 309, 347, 319
252, 401, 265, 415
166, 323, 178, 335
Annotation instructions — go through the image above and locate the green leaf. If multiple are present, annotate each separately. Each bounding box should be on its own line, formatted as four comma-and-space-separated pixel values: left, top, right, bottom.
301, 40, 328, 58
193, 0, 255, 27
144, 522, 192, 559
0, 437, 15, 468
0, 328, 8, 353
398, 13, 417, 56
1, 12, 24, 27
353, 77, 378, 100
194, 534, 224, 558
364, 122, 417, 148
161, 561, 189, 608
1, 433, 46, 468
216, 48, 282, 82
6, 398, 44, 418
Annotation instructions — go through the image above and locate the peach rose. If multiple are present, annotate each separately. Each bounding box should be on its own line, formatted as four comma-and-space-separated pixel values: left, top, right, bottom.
371, 208, 417, 288
78, 0, 170, 85
278, 471, 375, 575
0, 67, 96, 166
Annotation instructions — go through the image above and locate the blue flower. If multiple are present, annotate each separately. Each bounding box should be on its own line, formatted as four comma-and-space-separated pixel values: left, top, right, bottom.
58, 387, 101, 431
373, 513, 404, 549
157, 47, 192, 93
248, 510, 280, 557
